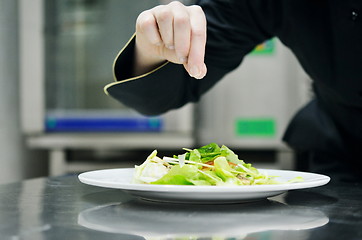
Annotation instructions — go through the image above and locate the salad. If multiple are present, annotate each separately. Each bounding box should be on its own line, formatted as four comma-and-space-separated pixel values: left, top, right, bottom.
133, 143, 303, 186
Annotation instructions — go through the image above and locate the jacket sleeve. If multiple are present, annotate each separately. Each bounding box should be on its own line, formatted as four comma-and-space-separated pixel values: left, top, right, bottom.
104, 0, 280, 116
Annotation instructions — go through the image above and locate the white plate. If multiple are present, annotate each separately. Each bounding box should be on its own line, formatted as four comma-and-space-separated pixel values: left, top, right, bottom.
78, 168, 330, 203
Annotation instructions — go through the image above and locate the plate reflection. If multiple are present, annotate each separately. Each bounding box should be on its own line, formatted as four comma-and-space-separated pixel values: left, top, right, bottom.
78, 199, 329, 240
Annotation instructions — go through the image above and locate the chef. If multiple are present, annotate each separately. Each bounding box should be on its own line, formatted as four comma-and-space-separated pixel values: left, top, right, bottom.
105, 0, 362, 182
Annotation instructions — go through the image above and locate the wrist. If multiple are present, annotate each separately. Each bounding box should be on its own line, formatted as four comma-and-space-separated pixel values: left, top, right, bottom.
133, 40, 166, 76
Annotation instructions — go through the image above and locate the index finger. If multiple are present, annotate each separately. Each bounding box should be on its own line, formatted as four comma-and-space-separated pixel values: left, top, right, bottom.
186, 5, 207, 79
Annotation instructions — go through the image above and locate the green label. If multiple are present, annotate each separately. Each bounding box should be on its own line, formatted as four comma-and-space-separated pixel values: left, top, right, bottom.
235, 118, 276, 137
250, 38, 275, 55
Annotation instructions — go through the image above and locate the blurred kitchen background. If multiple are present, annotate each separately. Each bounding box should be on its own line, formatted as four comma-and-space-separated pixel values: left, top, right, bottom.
0, 0, 311, 184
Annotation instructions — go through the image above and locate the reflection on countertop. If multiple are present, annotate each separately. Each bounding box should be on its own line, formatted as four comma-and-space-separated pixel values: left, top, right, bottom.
1, 175, 361, 240
78, 198, 329, 240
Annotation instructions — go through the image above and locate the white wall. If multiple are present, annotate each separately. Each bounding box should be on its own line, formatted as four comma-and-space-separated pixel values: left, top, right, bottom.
0, 0, 47, 184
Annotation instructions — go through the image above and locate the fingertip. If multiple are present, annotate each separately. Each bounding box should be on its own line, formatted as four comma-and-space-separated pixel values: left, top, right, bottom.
199, 63, 207, 79
187, 63, 207, 79
189, 65, 200, 78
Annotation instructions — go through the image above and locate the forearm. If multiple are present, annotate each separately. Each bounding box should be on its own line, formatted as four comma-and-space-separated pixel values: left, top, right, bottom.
106, 0, 276, 116
133, 36, 167, 76
105, 37, 227, 116
105, 36, 189, 116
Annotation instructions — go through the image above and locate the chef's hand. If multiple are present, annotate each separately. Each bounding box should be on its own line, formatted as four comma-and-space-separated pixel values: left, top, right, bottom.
134, 1, 207, 79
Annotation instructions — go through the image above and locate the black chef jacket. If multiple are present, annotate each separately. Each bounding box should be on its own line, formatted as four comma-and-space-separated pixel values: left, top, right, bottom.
105, 0, 362, 177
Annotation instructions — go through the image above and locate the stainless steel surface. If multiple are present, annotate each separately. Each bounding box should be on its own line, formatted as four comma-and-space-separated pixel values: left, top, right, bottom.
0, 175, 361, 239
27, 133, 194, 149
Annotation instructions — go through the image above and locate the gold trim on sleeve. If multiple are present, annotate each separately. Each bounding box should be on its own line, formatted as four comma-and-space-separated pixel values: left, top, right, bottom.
104, 33, 169, 96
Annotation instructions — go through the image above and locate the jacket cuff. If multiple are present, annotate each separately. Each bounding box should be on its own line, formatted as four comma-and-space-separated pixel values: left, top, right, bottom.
104, 33, 169, 95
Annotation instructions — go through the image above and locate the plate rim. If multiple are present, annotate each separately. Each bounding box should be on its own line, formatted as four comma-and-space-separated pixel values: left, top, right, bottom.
78, 168, 330, 193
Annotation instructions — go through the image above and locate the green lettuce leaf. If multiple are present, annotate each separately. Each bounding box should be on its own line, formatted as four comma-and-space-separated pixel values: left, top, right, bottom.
151, 164, 225, 186
196, 143, 222, 162
213, 157, 242, 185
151, 165, 201, 185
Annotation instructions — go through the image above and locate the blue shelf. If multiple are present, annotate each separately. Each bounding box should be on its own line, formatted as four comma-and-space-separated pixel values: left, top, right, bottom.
45, 117, 163, 132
